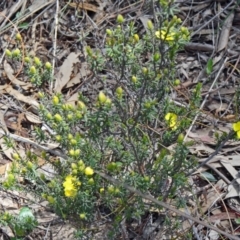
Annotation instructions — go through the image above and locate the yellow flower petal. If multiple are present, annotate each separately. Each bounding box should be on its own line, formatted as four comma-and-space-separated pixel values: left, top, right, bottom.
233, 122, 240, 132
155, 30, 175, 41
237, 131, 240, 139
165, 113, 178, 130
63, 175, 78, 198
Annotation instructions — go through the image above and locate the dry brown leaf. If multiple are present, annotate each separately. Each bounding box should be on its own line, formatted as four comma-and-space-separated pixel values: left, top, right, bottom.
209, 212, 239, 222
139, 16, 151, 31
188, 130, 215, 144
25, 112, 42, 124
54, 52, 82, 93
4, 60, 32, 90
201, 179, 227, 213
189, 143, 215, 156
217, 12, 234, 52
0, 162, 11, 175
69, 2, 99, 12
5, 85, 39, 109
221, 160, 240, 200
207, 101, 228, 113
66, 62, 90, 88
66, 92, 80, 106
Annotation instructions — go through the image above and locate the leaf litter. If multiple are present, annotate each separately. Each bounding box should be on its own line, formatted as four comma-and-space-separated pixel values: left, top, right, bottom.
0, 0, 240, 239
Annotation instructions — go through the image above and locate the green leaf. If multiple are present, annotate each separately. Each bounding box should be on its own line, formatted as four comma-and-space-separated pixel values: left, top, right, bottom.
18, 207, 35, 222
13, 207, 37, 237
235, 218, 240, 224
18, 23, 29, 29
206, 58, 213, 75
200, 172, 217, 182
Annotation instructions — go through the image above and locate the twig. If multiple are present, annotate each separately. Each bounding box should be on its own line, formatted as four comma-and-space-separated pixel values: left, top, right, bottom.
51, 0, 59, 92
0, 128, 67, 159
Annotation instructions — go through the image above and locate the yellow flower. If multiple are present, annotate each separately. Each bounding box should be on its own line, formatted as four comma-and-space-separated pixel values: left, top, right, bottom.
233, 121, 240, 139
63, 175, 77, 198
85, 167, 94, 176
155, 30, 175, 41
165, 113, 178, 130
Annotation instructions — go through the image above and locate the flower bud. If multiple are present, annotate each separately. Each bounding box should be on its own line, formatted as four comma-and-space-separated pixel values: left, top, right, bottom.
38, 92, 44, 98
114, 188, 120, 194
70, 139, 77, 146
71, 163, 78, 169
54, 114, 62, 122
5, 49, 12, 57
46, 112, 52, 120
131, 76, 137, 83
79, 164, 85, 172
67, 114, 73, 120
16, 33, 22, 41
76, 112, 83, 119
45, 62, 52, 70
105, 97, 112, 106
88, 178, 94, 185
72, 169, 78, 175
69, 149, 75, 157
154, 53, 160, 62
147, 20, 154, 30
24, 57, 30, 63
116, 86, 123, 98
98, 91, 107, 104
34, 57, 41, 66
68, 134, 73, 140
41, 193, 47, 199
144, 176, 150, 182
106, 29, 112, 36
26, 161, 33, 169
79, 213, 86, 219
133, 34, 139, 43
117, 14, 124, 24
78, 160, 84, 166
174, 79, 180, 86
12, 153, 20, 161
142, 67, 148, 75
7, 174, 15, 182
177, 133, 184, 143
107, 185, 115, 193
77, 101, 87, 111
74, 149, 81, 156
30, 66, 36, 74
86, 46, 92, 56
52, 96, 59, 105
12, 48, 21, 57
177, 18, 182, 24
85, 167, 94, 176
47, 196, 55, 204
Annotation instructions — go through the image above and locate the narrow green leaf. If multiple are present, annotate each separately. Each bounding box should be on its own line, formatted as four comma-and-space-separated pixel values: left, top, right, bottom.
200, 172, 217, 182
235, 218, 240, 224
18, 23, 29, 29
206, 58, 213, 75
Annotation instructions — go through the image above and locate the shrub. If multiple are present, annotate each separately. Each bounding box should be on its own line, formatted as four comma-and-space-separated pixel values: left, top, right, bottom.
1, 1, 202, 239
